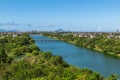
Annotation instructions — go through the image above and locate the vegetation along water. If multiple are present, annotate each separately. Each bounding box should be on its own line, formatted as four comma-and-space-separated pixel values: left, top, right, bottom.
0, 33, 119, 80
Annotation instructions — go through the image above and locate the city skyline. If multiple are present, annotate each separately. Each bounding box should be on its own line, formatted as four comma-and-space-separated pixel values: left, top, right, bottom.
0, 0, 120, 32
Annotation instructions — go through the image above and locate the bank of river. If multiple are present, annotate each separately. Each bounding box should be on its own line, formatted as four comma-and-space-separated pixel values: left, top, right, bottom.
31, 35, 120, 77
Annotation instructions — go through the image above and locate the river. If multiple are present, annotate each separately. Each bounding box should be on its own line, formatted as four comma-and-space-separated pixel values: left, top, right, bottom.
31, 35, 120, 77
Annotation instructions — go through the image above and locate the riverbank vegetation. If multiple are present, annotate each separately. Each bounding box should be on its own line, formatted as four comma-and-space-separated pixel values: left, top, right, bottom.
43, 33, 120, 58
0, 33, 118, 80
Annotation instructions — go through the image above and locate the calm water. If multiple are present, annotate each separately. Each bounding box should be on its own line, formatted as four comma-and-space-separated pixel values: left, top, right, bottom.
31, 35, 120, 77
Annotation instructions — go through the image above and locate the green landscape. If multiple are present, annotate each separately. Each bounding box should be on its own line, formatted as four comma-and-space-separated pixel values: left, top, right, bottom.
0, 33, 118, 80
1, 0, 120, 79
43, 32, 120, 58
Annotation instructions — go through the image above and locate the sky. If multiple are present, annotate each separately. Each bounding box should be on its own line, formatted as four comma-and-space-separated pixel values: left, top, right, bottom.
0, 0, 120, 32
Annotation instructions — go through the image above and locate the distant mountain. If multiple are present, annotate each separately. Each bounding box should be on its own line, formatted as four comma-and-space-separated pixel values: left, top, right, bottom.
0, 29, 7, 32
0, 29, 18, 32
7, 29, 18, 32
55, 28, 65, 32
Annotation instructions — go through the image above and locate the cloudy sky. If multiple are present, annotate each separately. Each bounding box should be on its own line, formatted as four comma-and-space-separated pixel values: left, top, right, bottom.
0, 0, 120, 31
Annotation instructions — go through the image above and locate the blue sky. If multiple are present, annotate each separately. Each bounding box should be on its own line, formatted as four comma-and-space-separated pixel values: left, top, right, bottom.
0, 0, 120, 31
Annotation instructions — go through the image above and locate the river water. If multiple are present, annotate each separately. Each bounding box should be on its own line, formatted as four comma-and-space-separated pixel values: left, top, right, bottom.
31, 35, 120, 77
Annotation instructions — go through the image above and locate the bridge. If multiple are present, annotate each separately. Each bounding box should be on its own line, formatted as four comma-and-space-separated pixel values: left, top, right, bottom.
35, 39, 60, 42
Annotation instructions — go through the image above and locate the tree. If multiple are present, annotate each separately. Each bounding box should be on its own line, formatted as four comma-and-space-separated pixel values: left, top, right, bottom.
0, 50, 8, 63
32, 50, 39, 55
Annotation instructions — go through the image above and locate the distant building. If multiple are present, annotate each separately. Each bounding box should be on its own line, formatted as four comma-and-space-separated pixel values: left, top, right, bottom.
117, 28, 119, 32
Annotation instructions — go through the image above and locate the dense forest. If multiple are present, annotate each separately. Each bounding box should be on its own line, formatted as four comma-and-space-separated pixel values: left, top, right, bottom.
0, 33, 118, 80
43, 33, 120, 58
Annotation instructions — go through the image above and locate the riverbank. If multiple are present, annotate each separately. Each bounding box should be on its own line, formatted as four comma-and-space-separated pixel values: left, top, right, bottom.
1, 34, 115, 80
43, 33, 120, 58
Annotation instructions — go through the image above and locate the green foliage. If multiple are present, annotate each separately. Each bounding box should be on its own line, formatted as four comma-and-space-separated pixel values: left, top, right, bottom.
105, 74, 118, 80
45, 33, 120, 57
0, 34, 39, 57
1, 53, 105, 80
32, 50, 40, 55
0, 49, 13, 64
0, 33, 118, 80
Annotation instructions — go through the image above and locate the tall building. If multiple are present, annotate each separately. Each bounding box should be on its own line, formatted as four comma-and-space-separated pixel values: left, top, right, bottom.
117, 28, 119, 32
